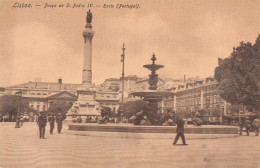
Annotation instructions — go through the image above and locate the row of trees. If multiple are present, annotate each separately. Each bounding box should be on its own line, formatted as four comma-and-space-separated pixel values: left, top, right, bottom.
0, 95, 32, 121
215, 34, 260, 113
49, 101, 73, 120
0, 95, 73, 121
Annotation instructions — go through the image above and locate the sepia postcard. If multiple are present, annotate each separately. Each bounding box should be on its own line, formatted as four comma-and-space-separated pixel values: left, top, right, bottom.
0, 0, 259, 168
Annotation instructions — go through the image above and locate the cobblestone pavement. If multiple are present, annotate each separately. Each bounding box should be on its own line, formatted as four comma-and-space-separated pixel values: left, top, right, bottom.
0, 123, 259, 168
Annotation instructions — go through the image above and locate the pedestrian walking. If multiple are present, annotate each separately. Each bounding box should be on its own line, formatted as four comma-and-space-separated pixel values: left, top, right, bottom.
20, 113, 24, 126
253, 118, 260, 136
37, 111, 47, 139
244, 118, 251, 136
56, 113, 63, 134
173, 118, 187, 145
239, 119, 244, 136
48, 112, 55, 135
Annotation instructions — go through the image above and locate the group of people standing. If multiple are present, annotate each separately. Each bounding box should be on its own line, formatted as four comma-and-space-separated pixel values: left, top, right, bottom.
37, 111, 63, 139
240, 117, 260, 136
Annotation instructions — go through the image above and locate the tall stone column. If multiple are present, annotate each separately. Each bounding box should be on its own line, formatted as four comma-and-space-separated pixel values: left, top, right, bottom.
82, 11, 94, 85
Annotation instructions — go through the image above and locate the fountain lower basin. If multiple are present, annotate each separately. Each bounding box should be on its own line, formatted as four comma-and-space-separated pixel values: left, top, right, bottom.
68, 123, 238, 134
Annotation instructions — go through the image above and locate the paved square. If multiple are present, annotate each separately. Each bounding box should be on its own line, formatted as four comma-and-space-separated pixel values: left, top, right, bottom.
0, 123, 259, 168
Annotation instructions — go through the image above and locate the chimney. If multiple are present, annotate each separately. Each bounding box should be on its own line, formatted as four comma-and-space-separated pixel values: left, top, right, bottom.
184, 75, 186, 83
58, 78, 62, 84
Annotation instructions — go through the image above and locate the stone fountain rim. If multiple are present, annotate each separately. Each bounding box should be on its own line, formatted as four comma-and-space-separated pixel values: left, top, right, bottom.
143, 64, 164, 68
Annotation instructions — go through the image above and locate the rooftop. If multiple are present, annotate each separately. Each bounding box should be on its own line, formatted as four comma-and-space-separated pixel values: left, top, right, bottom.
6, 82, 81, 90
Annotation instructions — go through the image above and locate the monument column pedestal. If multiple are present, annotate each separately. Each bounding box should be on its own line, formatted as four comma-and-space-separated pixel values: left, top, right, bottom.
66, 10, 100, 123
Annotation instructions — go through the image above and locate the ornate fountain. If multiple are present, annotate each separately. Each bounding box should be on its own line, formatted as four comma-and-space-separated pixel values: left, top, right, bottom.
132, 53, 174, 125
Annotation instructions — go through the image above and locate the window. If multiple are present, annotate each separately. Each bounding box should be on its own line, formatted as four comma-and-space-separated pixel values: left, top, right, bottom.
214, 95, 217, 103
206, 96, 210, 104
43, 105, 46, 111
37, 105, 40, 111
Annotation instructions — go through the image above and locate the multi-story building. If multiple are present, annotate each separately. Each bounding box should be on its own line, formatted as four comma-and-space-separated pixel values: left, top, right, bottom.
119, 75, 141, 98
3, 78, 120, 114
95, 91, 120, 113
163, 77, 251, 123
4, 79, 80, 112
175, 77, 226, 115
133, 77, 165, 91
101, 78, 120, 92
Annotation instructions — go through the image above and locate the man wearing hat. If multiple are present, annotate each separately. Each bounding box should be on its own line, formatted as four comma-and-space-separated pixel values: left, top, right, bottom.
37, 111, 47, 139
173, 117, 187, 145
48, 112, 55, 135
244, 118, 252, 136
56, 113, 63, 134
253, 117, 260, 136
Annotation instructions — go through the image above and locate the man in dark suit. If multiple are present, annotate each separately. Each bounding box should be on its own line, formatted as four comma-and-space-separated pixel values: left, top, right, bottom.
37, 111, 47, 139
56, 113, 63, 134
245, 118, 252, 136
253, 118, 260, 136
173, 118, 187, 145
48, 112, 55, 135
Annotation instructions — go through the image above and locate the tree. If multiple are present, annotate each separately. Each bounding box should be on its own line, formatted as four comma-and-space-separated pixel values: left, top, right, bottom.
0, 95, 29, 121
215, 34, 260, 110
100, 106, 112, 117
49, 101, 73, 120
122, 100, 149, 118
198, 109, 207, 117
212, 107, 221, 117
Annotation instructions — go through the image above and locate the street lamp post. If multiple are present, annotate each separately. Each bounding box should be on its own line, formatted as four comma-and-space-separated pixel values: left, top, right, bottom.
15, 90, 22, 128
120, 43, 125, 104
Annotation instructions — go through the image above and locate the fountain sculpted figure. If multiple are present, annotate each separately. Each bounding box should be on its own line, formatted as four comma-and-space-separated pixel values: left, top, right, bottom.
86, 10, 92, 23
148, 73, 158, 90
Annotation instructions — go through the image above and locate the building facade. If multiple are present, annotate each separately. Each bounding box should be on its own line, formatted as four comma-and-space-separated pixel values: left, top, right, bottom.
3, 79, 120, 115
133, 77, 165, 92
119, 75, 141, 98
163, 77, 250, 123
95, 91, 120, 114
100, 78, 120, 92
4, 79, 80, 112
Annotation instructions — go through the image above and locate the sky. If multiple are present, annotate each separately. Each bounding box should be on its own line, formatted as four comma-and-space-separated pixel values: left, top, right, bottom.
0, 0, 260, 86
